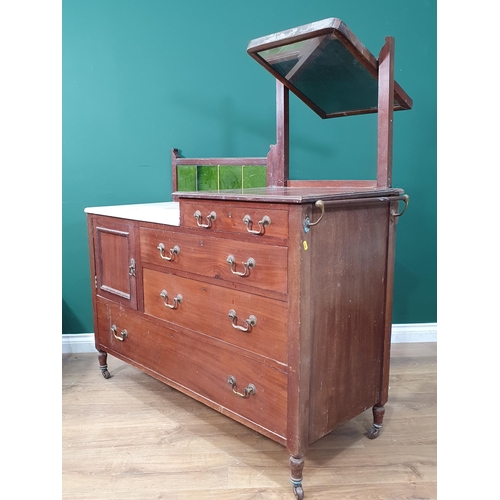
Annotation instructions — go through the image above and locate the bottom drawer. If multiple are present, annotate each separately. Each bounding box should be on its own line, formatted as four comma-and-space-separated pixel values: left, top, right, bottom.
96, 300, 288, 438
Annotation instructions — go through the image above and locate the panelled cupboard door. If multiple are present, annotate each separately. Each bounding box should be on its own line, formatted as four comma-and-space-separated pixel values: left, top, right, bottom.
92, 216, 138, 309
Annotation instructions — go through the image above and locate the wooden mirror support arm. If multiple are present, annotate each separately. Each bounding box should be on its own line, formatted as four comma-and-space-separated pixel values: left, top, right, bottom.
377, 36, 395, 188
267, 80, 289, 187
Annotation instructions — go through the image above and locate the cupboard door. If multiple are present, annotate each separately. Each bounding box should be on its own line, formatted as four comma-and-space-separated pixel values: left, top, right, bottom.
93, 216, 138, 309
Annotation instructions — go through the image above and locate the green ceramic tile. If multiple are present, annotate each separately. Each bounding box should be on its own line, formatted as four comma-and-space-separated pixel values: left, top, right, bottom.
243, 166, 267, 188
219, 166, 242, 190
176, 165, 197, 191
197, 165, 218, 191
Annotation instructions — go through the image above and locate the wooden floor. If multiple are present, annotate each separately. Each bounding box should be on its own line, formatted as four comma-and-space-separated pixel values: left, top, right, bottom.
62, 343, 436, 500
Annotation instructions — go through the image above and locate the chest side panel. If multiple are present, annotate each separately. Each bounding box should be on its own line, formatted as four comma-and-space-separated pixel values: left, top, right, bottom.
307, 202, 391, 443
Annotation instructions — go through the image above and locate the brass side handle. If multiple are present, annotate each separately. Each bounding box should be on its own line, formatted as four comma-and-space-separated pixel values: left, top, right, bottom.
227, 375, 256, 398
391, 194, 409, 218
226, 255, 255, 277
160, 290, 183, 309
242, 214, 271, 235
194, 210, 216, 228
228, 309, 257, 332
111, 324, 128, 342
157, 243, 180, 261
303, 200, 325, 233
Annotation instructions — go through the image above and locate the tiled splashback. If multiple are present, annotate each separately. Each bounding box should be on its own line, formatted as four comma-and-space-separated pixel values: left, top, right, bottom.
177, 165, 267, 192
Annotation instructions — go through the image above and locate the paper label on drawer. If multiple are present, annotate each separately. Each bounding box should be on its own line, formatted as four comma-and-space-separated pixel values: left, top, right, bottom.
303, 240, 308, 251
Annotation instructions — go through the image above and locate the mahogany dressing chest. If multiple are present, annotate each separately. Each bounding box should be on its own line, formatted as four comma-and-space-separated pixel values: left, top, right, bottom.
85, 18, 412, 499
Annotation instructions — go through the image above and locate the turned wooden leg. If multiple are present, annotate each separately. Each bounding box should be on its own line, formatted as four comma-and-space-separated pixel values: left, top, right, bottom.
367, 403, 385, 439
98, 350, 111, 379
290, 455, 305, 499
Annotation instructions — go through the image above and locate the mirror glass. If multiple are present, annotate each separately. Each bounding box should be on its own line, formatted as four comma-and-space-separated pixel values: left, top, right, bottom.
257, 34, 379, 117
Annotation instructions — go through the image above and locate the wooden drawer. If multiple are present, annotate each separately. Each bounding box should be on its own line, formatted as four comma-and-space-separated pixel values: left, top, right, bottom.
180, 199, 288, 239
96, 300, 287, 438
142, 268, 288, 363
96, 300, 157, 362
140, 227, 288, 295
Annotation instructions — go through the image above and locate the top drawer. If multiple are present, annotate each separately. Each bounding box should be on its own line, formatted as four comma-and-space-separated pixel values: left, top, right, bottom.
180, 199, 288, 239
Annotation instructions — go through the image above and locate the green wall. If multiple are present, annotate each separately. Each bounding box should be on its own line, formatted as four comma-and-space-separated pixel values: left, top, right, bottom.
62, 0, 437, 333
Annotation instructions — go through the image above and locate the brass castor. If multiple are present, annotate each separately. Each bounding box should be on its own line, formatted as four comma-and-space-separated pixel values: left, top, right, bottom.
367, 403, 385, 439
98, 351, 110, 379
290, 455, 304, 499
292, 484, 304, 499
366, 423, 382, 439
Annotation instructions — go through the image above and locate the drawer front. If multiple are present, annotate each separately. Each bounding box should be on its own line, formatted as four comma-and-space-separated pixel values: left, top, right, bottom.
96, 300, 287, 437
180, 200, 288, 239
140, 227, 288, 295
96, 300, 160, 362
142, 268, 287, 363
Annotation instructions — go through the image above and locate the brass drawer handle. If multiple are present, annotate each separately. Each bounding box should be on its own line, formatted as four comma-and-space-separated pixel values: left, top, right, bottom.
194, 210, 216, 228
160, 290, 183, 309
157, 243, 180, 261
111, 324, 128, 342
227, 375, 256, 398
226, 255, 255, 277
228, 309, 257, 332
242, 214, 271, 235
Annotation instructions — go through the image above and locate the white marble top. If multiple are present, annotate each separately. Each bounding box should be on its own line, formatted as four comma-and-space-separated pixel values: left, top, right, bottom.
84, 202, 180, 226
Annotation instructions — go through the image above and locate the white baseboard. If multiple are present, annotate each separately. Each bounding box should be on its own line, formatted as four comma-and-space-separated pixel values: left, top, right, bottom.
390, 323, 437, 343
62, 333, 96, 353
62, 323, 437, 354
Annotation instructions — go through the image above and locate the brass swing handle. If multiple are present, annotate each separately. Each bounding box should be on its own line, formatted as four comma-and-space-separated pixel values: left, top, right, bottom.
226, 255, 255, 277
194, 210, 216, 228
228, 309, 257, 332
242, 214, 271, 235
391, 194, 409, 218
157, 243, 180, 261
227, 375, 256, 398
111, 324, 128, 342
160, 290, 183, 309
303, 200, 325, 233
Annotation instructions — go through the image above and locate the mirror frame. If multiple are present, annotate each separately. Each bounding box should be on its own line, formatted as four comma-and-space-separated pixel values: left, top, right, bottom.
247, 18, 412, 119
